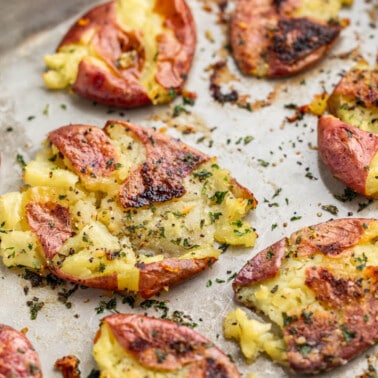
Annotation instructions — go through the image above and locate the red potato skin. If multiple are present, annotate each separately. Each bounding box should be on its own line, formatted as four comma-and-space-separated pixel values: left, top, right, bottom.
95, 314, 240, 377
233, 218, 378, 374
73, 58, 152, 109
0, 324, 42, 378
232, 239, 287, 288
48, 124, 120, 178
154, 0, 197, 89
25, 202, 73, 259
230, 0, 340, 77
59, 2, 151, 108
138, 257, 216, 298
318, 115, 378, 196
57, 0, 196, 108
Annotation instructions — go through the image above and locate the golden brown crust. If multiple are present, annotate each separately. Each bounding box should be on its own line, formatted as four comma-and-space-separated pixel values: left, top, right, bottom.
318, 115, 378, 196
233, 218, 378, 374
48, 121, 210, 209
229, 177, 258, 208
0, 324, 43, 378
106, 120, 210, 208
54, 355, 81, 378
96, 313, 240, 377
230, 0, 340, 77
56, 0, 196, 107
328, 65, 378, 114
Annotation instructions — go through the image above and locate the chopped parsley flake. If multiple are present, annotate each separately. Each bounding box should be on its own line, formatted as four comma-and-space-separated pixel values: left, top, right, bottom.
210, 191, 228, 204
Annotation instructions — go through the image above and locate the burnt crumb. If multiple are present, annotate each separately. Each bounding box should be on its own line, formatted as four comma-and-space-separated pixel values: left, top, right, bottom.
46, 273, 65, 289
54, 355, 81, 378
22, 269, 43, 287
209, 61, 239, 105
210, 83, 239, 104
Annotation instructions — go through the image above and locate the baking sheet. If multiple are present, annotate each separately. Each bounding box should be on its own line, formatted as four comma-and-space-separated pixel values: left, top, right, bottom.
0, 0, 377, 376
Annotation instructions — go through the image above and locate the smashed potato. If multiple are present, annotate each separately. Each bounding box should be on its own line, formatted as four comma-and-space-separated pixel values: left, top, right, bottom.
0, 324, 42, 377
93, 313, 240, 377
318, 60, 378, 197
0, 120, 257, 298
230, 0, 350, 77
43, 0, 196, 108
231, 218, 378, 374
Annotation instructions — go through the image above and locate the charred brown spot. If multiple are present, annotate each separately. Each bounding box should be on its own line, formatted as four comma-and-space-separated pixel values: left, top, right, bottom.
170, 340, 194, 355
115, 121, 209, 209
270, 18, 340, 65
205, 357, 232, 378
330, 66, 378, 109
129, 337, 150, 352
305, 266, 363, 307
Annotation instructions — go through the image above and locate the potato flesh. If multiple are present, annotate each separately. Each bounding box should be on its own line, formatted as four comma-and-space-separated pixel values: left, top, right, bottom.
98, 161, 256, 260
0, 125, 256, 292
24, 160, 79, 189
366, 153, 378, 197
223, 308, 286, 363
116, 0, 172, 104
233, 221, 378, 364
43, 45, 91, 89
1, 231, 45, 270
43, 0, 172, 104
0, 192, 24, 231
59, 221, 139, 291
328, 61, 378, 132
93, 322, 190, 378
294, 0, 351, 22
105, 123, 146, 182
329, 89, 378, 135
